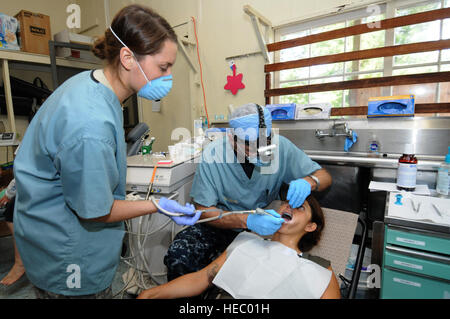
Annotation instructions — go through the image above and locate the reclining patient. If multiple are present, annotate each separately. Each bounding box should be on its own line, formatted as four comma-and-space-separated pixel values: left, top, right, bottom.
138, 195, 340, 299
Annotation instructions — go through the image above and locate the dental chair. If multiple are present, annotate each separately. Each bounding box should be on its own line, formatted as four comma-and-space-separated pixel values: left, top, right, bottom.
205, 201, 367, 300
308, 207, 367, 299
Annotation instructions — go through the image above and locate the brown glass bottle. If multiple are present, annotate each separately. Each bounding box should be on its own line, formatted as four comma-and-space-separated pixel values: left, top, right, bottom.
396, 144, 418, 191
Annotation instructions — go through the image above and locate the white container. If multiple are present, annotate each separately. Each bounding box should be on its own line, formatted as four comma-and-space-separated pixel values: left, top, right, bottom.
295, 103, 331, 119
54, 29, 98, 62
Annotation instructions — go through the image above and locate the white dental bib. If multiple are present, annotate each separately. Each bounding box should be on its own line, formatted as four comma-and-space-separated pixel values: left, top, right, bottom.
212, 232, 332, 299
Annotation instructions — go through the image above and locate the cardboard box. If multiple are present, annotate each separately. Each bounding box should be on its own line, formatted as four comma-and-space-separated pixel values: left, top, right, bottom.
0, 13, 20, 51
15, 10, 51, 55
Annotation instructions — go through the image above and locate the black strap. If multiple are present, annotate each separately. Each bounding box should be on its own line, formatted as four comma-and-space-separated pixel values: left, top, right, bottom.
255, 104, 266, 129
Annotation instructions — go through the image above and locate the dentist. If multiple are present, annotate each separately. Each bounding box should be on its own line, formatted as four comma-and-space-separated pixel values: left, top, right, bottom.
13, 4, 199, 299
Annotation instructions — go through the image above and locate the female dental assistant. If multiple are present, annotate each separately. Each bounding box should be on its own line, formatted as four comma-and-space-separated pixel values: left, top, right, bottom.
13, 4, 199, 298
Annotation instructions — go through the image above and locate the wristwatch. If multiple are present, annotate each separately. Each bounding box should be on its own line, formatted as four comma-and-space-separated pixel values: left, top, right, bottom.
308, 175, 320, 191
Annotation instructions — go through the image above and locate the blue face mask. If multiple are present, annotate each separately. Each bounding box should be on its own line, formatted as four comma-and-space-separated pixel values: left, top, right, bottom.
135, 69, 172, 101
109, 27, 173, 101
249, 156, 271, 167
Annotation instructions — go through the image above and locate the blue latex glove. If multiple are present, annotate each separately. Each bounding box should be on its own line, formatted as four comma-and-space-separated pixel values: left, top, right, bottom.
287, 179, 311, 208
246, 209, 284, 236
157, 197, 201, 226
344, 131, 358, 152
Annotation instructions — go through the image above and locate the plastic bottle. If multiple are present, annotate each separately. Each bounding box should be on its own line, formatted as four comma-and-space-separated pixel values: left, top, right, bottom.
396, 143, 417, 191
436, 146, 450, 197
368, 134, 381, 157
194, 118, 203, 137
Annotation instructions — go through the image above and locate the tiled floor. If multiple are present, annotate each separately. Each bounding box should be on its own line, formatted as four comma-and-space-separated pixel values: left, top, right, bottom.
0, 235, 134, 299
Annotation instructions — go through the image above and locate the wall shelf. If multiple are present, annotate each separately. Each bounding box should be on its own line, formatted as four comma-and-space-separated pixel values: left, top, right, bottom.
0, 49, 101, 70
0, 48, 101, 134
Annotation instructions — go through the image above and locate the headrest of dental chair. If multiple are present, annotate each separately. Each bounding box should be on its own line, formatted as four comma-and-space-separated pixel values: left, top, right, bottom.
126, 122, 149, 143
126, 122, 150, 156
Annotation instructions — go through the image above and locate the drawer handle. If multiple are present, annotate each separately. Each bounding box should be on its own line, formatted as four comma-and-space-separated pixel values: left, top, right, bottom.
393, 260, 423, 271
393, 277, 422, 288
396, 237, 426, 247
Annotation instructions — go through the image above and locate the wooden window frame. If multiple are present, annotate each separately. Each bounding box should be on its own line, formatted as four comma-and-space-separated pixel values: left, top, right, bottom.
267, 3, 450, 115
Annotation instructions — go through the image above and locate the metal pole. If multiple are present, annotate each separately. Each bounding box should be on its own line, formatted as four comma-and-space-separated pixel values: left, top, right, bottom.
348, 217, 368, 299
49, 40, 93, 89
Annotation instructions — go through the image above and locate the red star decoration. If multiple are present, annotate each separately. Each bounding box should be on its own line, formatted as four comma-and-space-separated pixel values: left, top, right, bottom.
224, 64, 245, 95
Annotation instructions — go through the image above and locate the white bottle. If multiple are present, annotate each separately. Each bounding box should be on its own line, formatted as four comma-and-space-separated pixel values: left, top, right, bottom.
396, 143, 417, 191
436, 146, 450, 197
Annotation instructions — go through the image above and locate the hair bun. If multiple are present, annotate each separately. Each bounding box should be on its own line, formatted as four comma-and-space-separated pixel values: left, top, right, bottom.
92, 36, 107, 60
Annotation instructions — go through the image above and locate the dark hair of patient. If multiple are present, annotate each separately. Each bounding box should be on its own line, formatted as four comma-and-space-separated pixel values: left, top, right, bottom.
298, 195, 325, 252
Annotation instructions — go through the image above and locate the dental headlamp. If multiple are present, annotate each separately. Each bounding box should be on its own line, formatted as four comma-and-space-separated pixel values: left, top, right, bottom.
230, 103, 278, 163
255, 104, 276, 161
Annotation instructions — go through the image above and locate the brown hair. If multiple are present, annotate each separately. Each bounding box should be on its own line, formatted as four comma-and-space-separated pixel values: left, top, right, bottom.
297, 195, 325, 253
92, 4, 177, 65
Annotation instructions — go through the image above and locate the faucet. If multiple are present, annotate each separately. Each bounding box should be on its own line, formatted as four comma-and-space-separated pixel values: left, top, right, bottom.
315, 122, 354, 139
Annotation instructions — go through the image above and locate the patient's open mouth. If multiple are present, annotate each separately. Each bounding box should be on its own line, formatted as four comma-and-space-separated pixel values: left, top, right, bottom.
281, 212, 292, 221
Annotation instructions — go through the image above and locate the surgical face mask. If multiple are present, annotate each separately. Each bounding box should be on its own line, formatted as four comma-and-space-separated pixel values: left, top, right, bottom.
109, 27, 173, 101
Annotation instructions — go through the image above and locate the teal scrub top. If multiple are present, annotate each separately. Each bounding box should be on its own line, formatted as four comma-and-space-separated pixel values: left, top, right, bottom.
13, 71, 126, 296
190, 135, 321, 212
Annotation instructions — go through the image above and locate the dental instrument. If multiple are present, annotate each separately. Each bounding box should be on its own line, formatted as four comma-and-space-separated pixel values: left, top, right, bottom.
150, 197, 274, 224
409, 198, 421, 214
431, 203, 443, 218
144, 162, 275, 224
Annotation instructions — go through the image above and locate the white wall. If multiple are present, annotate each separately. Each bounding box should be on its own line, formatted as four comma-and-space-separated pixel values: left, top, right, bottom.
107, 0, 383, 152
1, 0, 385, 156
109, 0, 198, 152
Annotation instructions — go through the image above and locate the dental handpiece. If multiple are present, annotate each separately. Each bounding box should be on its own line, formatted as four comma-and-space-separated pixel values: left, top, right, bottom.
151, 196, 273, 223
195, 207, 273, 224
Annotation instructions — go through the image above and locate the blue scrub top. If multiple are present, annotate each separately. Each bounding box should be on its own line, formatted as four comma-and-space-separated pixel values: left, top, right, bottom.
13, 71, 126, 296
190, 135, 321, 212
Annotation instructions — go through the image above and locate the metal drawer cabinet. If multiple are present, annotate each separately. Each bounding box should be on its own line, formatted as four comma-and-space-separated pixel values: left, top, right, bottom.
381, 226, 450, 299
